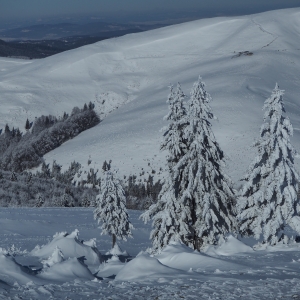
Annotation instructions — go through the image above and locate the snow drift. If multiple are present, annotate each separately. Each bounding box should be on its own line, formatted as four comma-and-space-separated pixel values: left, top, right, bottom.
38, 257, 94, 282
155, 241, 242, 272
31, 229, 101, 266
205, 235, 253, 256
97, 255, 125, 278
115, 253, 182, 281
0, 254, 43, 286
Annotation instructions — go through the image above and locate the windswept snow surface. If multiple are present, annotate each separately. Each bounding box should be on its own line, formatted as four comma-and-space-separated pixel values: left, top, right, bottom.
1, 8, 300, 183
1, 208, 300, 299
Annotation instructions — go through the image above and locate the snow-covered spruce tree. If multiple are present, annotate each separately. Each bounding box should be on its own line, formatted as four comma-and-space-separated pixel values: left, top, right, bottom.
35, 193, 44, 207
237, 84, 300, 245
10, 171, 17, 182
179, 76, 236, 249
141, 83, 191, 253
94, 169, 133, 248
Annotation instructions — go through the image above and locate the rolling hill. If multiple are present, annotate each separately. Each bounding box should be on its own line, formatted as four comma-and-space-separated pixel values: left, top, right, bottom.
0, 8, 299, 184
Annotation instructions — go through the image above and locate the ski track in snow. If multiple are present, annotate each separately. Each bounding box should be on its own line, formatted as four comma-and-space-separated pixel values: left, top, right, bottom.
251, 18, 279, 49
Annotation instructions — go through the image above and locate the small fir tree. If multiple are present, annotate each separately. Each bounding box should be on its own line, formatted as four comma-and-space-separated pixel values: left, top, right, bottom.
237, 84, 300, 245
15, 128, 22, 138
11, 127, 15, 138
88, 101, 95, 110
25, 172, 32, 185
51, 160, 61, 179
4, 124, 10, 135
94, 169, 133, 248
53, 196, 63, 207
61, 191, 70, 207
41, 162, 51, 178
102, 160, 109, 172
35, 193, 44, 207
25, 119, 30, 131
10, 172, 17, 182
82, 194, 91, 207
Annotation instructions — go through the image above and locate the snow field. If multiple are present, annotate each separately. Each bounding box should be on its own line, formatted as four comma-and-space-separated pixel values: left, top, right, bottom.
1, 7, 300, 299
1, 208, 300, 299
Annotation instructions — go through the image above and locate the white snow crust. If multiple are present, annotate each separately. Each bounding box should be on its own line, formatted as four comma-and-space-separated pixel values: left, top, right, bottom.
1, 208, 300, 299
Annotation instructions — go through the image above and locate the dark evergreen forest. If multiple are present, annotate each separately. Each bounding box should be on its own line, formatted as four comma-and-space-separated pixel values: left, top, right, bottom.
0, 103, 161, 209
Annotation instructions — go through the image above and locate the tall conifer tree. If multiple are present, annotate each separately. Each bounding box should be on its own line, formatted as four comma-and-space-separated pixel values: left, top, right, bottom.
237, 84, 300, 245
142, 78, 235, 252
179, 77, 236, 249
141, 83, 190, 253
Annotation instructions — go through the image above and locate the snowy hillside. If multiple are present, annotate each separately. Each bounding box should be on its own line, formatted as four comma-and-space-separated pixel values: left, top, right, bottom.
1, 8, 300, 183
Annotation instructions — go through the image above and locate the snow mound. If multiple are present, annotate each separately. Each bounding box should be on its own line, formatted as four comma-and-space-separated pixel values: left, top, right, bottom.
31, 229, 101, 266
41, 246, 64, 268
83, 238, 97, 248
105, 243, 128, 256
65, 229, 79, 239
115, 253, 181, 281
0, 254, 42, 285
97, 255, 125, 278
253, 240, 300, 252
205, 235, 253, 256
38, 257, 94, 282
156, 241, 241, 272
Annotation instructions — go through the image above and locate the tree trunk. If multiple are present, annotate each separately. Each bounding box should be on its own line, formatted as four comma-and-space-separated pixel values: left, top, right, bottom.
112, 234, 116, 249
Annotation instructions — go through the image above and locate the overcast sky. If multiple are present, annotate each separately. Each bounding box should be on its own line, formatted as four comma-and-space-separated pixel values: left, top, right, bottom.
1, 0, 299, 27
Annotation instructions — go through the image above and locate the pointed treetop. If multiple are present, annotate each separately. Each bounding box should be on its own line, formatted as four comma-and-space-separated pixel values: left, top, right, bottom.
25, 118, 30, 130
188, 75, 213, 122
164, 82, 186, 122
263, 83, 285, 117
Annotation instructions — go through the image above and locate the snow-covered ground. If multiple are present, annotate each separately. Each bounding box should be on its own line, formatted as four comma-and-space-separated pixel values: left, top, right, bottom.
1, 208, 300, 299
1, 7, 300, 299
1, 8, 300, 184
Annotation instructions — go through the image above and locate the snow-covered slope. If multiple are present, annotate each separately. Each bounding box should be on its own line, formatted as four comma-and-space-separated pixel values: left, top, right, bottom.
0, 8, 300, 183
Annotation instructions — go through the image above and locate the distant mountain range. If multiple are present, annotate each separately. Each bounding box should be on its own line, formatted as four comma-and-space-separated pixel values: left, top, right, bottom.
0, 21, 160, 40
0, 22, 163, 59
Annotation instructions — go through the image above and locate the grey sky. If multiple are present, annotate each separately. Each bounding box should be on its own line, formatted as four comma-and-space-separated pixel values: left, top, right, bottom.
1, 0, 299, 25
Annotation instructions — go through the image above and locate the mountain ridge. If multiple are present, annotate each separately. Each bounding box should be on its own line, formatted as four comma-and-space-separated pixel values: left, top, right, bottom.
0, 7, 299, 184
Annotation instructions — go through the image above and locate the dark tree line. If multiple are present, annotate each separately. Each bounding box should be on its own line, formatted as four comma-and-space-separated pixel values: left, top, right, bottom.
0, 167, 97, 208
0, 102, 99, 172
124, 175, 162, 210
1, 156, 161, 209
0, 158, 162, 209
0, 102, 163, 209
